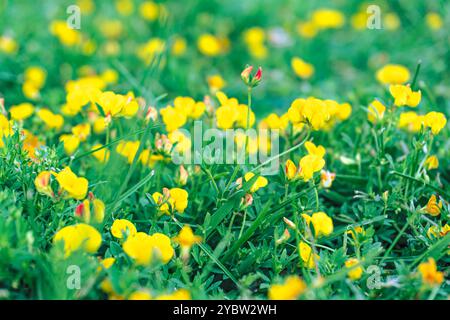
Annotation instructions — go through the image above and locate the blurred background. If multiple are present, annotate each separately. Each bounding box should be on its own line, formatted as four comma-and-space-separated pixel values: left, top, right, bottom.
0, 0, 449, 116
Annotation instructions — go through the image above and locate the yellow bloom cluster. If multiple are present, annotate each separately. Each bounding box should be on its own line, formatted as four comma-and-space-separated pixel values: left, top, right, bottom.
268, 275, 306, 300
398, 111, 447, 135
152, 187, 189, 214
215, 91, 255, 129
53, 223, 101, 256
288, 97, 351, 131
285, 141, 326, 182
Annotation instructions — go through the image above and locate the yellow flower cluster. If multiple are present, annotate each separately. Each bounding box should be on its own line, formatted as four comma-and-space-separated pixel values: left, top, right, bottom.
398, 111, 447, 135
54, 223, 101, 256
285, 141, 326, 182
268, 275, 306, 300
152, 187, 189, 214
288, 97, 351, 131
297, 8, 345, 38
215, 91, 255, 130
34, 167, 89, 200
22, 66, 46, 100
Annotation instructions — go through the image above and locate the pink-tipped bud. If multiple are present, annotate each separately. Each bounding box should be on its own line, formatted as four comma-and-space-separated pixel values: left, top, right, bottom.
283, 217, 297, 230
254, 67, 262, 81
241, 65, 253, 84
275, 228, 291, 245
75, 199, 91, 223
178, 165, 189, 186
244, 193, 253, 207
146, 106, 158, 122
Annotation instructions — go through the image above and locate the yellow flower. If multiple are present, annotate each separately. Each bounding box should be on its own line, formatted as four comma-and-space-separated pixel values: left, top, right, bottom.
160, 105, 187, 132
426, 13, 443, 30
152, 191, 172, 215
37, 108, 64, 130
311, 9, 345, 29
345, 258, 363, 280
95, 91, 126, 118
34, 171, 53, 197
244, 172, 268, 193
24, 66, 46, 89
302, 212, 334, 237
169, 188, 189, 213
423, 195, 442, 216
93, 117, 107, 134
100, 257, 116, 270
168, 130, 192, 154
0, 35, 18, 54
54, 167, 89, 200
197, 34, 223, 56
320, 170, 336, 188
285, 159, 298, 180
287, 97, 330, 130
268, 275, 306, 300
139, 1, 159, 21
299, 241, 319, 269
173, 96, 205, 120
59, 134, 80, 155
111, 219, 137, 239
384, 13, 400, 30
291, 57, 314, 79
75, 196, 105, 224
398, 111, 424, 132
207, 74, 226, 92
115, 0, 134, 16
100, 69, 119, 85
50, 20, 81, 46
347, 226, 365, 241
367, 100, 386, 123
9, 103, 34, 121
424, 111, 447, 135
424, 155, 439, 170
91, 144, 110, 163
123, 232, 174, 266
137, 38, 165, 64
54, 223, 101, 256
299, 154, 325, 181
376, 64, 410, 85
128, 290, 152, 300
72, 123, 91, 141
296, 21, 318, 38
427, 224, 450, 239
389, 84, 421, 107
116, 140, 140, 163
418, 258, 444, 286
173, 225, 202, 249
156, 289, 191, 300
171, 36, 187, 56
121, 92, 139, 118
259, 113, 289, 131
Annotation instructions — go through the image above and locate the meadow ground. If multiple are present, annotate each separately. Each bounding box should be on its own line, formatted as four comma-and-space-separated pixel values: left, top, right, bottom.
0, 0, 449, 300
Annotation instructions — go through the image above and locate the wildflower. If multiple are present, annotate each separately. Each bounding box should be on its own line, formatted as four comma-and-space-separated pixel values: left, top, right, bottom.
59, 134, 80, 155
91, 144, 110, 163
296, 21, 317, 38
302, 212, 333, 237
347, 226, 365, 241
427, 224, 450, 239
424, 155, 439, 170
389, 84, 421, 107
169, 188, 189, 213
345, 258, 363, 280
285, 159, 298, 180
244, 172, 268, 193
75, 193, 105, 224
275, 228, 291, 245
53, 223, 101, 256
268, 276, 306, 300
398, 111, 424, 132
283, 217, 297, 230
299, 154, 325, 182
139, 1, 159, 21
115, 0, 134, 16
171, 36, 187, 56
207, 74, 226, 92
197, 34, 222, 56
287, 97, 330, 130
0, 35, 18, 54
240, 65, 262, 88
9, 103, 34, 121
424, 111, 447, 135
111, 219, 137, 239
137, 38, 165, 64
311, 9, 345, 29
426, 13, 443, 30
122, 232, 174, 266
128, 290, 152, 300
291, 57, 314, 79
422, 195, 442, 216
418, 258, 444, 286
34, 171, 54, 197
95, 91, 126, 118
37, 108, 64, 130
72, 123, 91, 141
367, 100, 386, 123
384, 13, 401, 30
54, 167, 88, 200
173, 225, 202, 260
376, 64, 410, 85
259, 113, 289, 131
24, 66, 46, 89
160, 105, 187, 132
156, 289, 191, 300
50, 20, 81, 46
177, 165, 189, 186
320, 170, 336, 188
99, 257, 116, 270
299, 241, 319, 269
